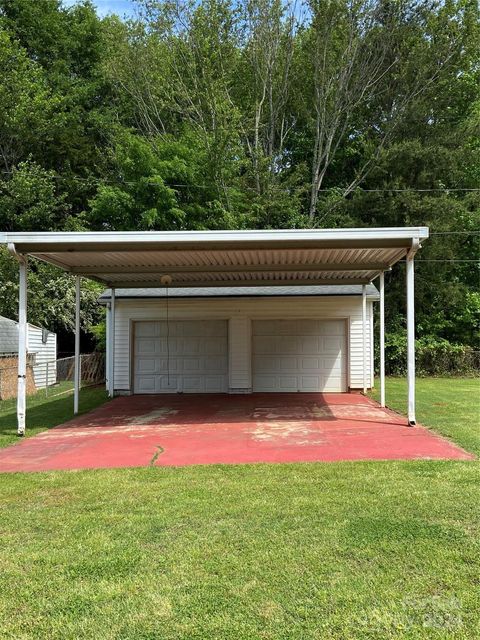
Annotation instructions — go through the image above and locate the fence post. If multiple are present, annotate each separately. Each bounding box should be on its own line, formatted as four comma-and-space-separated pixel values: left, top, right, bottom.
46, 361, 49, 398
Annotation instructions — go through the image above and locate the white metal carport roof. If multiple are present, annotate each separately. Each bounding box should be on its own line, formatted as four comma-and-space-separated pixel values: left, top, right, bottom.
0, 226, 429, 433
0, 227, 429, 287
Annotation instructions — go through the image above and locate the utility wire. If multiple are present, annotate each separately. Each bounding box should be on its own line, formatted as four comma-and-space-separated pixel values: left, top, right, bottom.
2, 170, 480, 192
164, 284, 170, 386
413, 259, 479, 263
430, 231, 480, 235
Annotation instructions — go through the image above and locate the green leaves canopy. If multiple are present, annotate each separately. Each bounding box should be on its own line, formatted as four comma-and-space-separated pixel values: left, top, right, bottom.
0, 0, 478, 350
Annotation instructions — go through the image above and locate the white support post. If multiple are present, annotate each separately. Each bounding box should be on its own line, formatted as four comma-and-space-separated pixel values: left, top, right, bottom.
370, 302, 374, 387
17, 255, 28, 436
406, 245, 418, 426
109, 287, 116, 397
379, 272, 385, 407
74, 276, 81, 414
105, 304, 111, 393
362, 284, 367, 394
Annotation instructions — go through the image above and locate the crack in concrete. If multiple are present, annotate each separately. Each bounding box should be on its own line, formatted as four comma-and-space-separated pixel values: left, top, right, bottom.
149, 445, 164, 466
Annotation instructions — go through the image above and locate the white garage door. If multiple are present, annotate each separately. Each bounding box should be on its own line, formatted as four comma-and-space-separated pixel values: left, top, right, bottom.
252, 319, 347, 392
134, 320, 228, 393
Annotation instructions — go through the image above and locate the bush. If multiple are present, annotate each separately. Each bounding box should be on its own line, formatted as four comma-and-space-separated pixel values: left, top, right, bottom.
380, 334, 479, 377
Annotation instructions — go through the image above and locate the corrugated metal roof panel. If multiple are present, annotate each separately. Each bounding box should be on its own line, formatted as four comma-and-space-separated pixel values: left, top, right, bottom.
0, 228, 426, 287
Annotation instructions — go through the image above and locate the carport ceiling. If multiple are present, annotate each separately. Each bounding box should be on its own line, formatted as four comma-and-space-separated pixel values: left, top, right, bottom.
1, 228, 429, 287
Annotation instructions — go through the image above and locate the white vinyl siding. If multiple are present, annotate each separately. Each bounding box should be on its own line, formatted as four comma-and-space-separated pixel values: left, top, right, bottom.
0, 317, 57, 388
0, 317, 19, 354
28, 325, 57, 388
111, 296, 374, 393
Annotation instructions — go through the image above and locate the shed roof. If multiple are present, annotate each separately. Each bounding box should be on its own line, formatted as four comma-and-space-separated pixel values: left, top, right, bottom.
0, 227, 428, 288
99, 284, 380, 302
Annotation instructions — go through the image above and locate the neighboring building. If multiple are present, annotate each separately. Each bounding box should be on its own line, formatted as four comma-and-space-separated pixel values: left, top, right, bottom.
0, 316, 57, 389
99, 285, 378, 395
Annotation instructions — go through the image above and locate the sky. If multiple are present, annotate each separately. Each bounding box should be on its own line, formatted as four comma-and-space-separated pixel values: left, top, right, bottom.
62, 0, 138, 19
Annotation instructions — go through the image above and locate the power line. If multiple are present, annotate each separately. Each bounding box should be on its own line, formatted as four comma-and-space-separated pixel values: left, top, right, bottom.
3, 170, 480, 193
430, 231, 480, 236
345, 188, 480, 193
413, 259, 479, 262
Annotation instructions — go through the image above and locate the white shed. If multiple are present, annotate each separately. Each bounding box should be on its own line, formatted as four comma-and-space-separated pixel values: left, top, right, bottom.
99, 285, 379, 395
0, 316, 57, 388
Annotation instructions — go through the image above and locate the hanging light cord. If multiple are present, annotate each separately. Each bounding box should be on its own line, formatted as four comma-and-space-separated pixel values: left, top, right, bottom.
166, 284, 170, 385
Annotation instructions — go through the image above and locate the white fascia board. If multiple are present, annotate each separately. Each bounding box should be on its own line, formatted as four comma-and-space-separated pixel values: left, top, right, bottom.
0, 227, 429, 248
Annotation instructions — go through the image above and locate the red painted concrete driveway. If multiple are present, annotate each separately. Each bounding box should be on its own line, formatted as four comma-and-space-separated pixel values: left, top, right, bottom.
0, 393, 473, 472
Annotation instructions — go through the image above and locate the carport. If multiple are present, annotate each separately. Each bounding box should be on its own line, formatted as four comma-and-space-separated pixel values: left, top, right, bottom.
0, 227, 429, 435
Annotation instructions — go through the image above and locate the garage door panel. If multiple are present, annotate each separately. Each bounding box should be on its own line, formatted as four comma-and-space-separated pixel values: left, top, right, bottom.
300, 357, 321, 371
204, 355, 227, 371
253, 355, 276, 373
134, 320, 228, 394
136, 357, 157, 374
278, 376, 298, 391
182, 376, 203, 392
300, 375, 322, 391
181, 338, 201, 355
253, 335, 276, 355
135, 322, 159, 338
203, 338, 226, 356
317, 320, 345, 336
204, 375, 228, 392
278, 356, 297, 371
322, 355, 343, 370
252, 319, 346, 392
322, 375, 343, 392
278, 337, 300, 355
136, 376, 156, 393
136, 337, 160, 355
297, 319, 318, 334
156, 375, 179, 392
253, 375, 278, 391
182, 357, 201, 373
275, 321, 297, 335
299, 336, 320, 354
322, 336, 344, 354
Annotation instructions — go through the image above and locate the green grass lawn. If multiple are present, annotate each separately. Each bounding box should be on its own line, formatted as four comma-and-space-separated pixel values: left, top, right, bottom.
0, 385, 108, 448
0, 378, 478, 639
370, 377, 480, 456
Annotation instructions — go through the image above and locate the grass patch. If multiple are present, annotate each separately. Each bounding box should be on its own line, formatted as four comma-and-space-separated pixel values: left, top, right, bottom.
0, 385, 108, 448
370, 377, 480, 456
0, 378, 478, 638
1, 462, 478, 639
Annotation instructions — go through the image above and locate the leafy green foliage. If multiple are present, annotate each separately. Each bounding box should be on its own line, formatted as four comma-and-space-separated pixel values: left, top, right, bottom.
0, 247, 102, 335
381, 333, 479, 376
0, 161, 69, 231
0, 0, 478, 351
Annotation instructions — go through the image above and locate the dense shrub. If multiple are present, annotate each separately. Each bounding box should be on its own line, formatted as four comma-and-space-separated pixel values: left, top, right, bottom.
379, 334, 480, 377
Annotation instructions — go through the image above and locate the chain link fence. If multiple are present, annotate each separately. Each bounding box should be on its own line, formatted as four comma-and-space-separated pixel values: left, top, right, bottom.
0, 353, 105, 401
